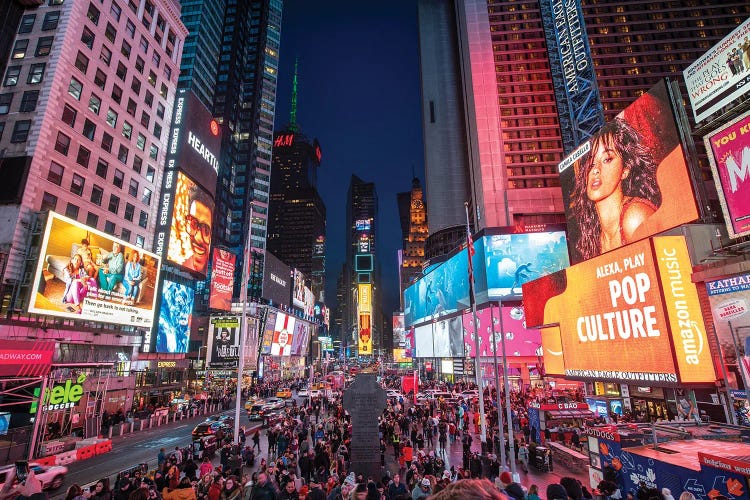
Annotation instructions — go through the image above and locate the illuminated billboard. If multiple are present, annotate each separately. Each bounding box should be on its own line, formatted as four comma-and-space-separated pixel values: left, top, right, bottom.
414, 323, 433, 357
290, 320, 310, 357
523, 236, 714, 385
358, 284, 372, 314
355, 254, 373, 272
413, 316, 464, 358
271, 312, 295, 356
165, 171, 215, 276
207, 316, 240, 368
462, 305, 543, 359
292, 269, 314, 315
684, 17, 750, 123
706, 271, 750, 385
704, 109, 750, 238
558, 80, 699, 265
355, 219, 371, 231
539, 0, 604, 154
29, 212, 162, 327
262, 252, 291, 307
393, 313, 405, 348
393, 349, 412, 363
209, 248, 235, 311
156, 280, 194, 353
358, 313, 372, 355
260, 310, 276, 355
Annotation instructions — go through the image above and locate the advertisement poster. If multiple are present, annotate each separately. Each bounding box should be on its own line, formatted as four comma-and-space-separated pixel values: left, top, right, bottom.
260, 310, 276, 355
290, 320, 310, 357
414, 323, 433, 358
156, 280, 194, 353
271, 312, 294, 356
209, 248, 235, 311
358, 313, 372, 355
393, 313, 405, 348
207, 316, 240, 368
167, 171, 214, 276
29, 212, 161, 327
706, 272, 750, 386
462, 305, 543, 358
558, 80, 698, 265
704, 109, 750, 238
684, 17, 750, 123
0, 340, 55, 377
262, 252, 291, 307
413, 317, 464, 358
292, 269, 315, 316
393, 349, 412, 363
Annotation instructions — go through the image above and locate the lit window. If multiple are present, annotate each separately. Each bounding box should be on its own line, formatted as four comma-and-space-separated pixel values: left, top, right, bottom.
27, 63, 46, 84
68, 77, 83, 99
36, 36, 54, 57
88, 93, 101, 114
12, 40, 29, 59
3, 66, 21, 87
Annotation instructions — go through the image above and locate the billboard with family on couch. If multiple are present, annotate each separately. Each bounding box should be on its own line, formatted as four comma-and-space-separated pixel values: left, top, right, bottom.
28, 212, 162, 327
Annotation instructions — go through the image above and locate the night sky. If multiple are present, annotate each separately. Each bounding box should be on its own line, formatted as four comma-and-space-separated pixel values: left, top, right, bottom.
274, 1, 425, 316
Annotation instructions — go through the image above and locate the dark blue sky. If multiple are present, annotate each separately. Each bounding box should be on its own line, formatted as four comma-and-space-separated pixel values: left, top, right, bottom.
274, 1, 425, 316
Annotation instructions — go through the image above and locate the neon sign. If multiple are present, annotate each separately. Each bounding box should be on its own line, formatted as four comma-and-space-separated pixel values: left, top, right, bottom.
31, 374, 87, 413
274, 134, 294, 147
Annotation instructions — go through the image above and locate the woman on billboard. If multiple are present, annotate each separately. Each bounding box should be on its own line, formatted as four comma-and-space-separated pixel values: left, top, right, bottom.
569, 118, 662, 261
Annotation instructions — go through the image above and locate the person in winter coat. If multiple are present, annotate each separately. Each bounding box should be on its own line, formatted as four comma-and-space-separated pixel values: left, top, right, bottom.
220, 476, 242, 500
162, 477, 198, 500
249, 472, 279, 500
497, 471, 525, 500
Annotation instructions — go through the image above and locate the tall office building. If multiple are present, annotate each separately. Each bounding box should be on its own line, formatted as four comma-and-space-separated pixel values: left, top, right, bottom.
212, 0, 282, 300
417, 0, 750, 255
0, 0, 186, 302
397, 178, 428, 305
267, 125, 326, 298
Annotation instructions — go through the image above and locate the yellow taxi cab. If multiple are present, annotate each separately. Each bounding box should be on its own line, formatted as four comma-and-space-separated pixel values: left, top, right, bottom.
276, 387, 292, 399
244, 397, 260, 411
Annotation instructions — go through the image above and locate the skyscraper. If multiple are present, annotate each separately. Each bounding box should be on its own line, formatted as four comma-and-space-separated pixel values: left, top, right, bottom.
397, 178, 428, 306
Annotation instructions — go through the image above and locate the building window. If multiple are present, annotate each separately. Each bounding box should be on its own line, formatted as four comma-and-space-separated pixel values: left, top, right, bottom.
40, 192, 58, 211
86, 212, 99, 228
0, 122, 4, 141
75, 51, 89, 73
27, 63, 45, 84
35, 37, 54, 57
90, 185, 103, 205
117, 144, 128, 164
42, 11, 61, 31
108, 194, 120, 214
138, 210, 148, 228
145, 166, 154, 183
94, 69, 107, 90
12, 40, 29, 59
19, 14, 36, 33
120, 228, 131, 242
135, 235, 144, 247
104, 221, 115, 234
122, 121, 133, 139
71, 173, 85, 195
132, 155, 142, 173
113, 169, 124, 188
136, 133, 146, 150
105, 22, 116, 43
11, 120, 31, 142
144, 91, 153, 107
116, 62, 127, 81
76, 145, 91, 168
82, 118, 96, 140
164, 65, 171, 81
88, 93, 101, 114
130, 77, 141, 95
101, 131, 113, 152
124, 202, 134, 221
148, 144, 158, 160
54, 131, 70, 155
156, 102, 165, 119
125, 19, 135, 39
126, 99, 137, 116
61, 104, 77, 127
152, 123, 161, 139
110, 1, 122, 21
106, 108, 118, 127
81, 27, 95, 49
87, 3, 100, 25
147, 70, 156, 87
128, 178, 138, 197
121, 40, 132, 59
96, 159, 108, 179
3, 66, 20, 86
0, 98, 9, 115
99, 46, 112, 65
135, 56, 145, 74
159, 83, 167, 99
19, 91, 39, 112
47, 161, 64, 185
141, 187, 151, 205
139, 36, 148, 53
48, 0, 64, 5
65, 203, 79, 219
68, 77, 83, 99
151, 51, 160, 68
128, 0, 138, 14
140, 111, 149, 127
111, 85, 122, 104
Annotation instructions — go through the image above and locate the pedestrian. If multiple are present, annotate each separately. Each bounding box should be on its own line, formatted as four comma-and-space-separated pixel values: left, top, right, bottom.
527, 484, 541, 500
252, 430, 261, 452
158, 447, 167, 468
162, 477, 197, 500
518, 441, 529, 472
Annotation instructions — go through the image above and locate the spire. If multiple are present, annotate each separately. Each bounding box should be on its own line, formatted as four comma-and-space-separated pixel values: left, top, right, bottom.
289, 58, 299, 132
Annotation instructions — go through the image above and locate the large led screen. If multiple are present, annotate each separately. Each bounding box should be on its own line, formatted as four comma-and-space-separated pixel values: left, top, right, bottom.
290, 320, 310, 357
209, 248, 235, 311
262, 251, 291, 307
29, 212, 162, 327
292, 269, 314, 316
414, 323, 434, 358
523, 236, 714, 384
393, 313, 405, 348
706, 271, 750, 383
433, 316, 464, 358
167, 171, 214, 276
358, 313, 372, 355
558, 80, 698, 265
462, 305, 543, 359
704, 109, 750, 239
207, 316, 240, 368
156, 280, 194, 353
260, 310, 276, 355
271, 312, 295, 356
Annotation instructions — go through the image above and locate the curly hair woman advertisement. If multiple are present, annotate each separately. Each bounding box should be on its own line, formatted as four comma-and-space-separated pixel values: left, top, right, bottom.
559, 80, 699, 265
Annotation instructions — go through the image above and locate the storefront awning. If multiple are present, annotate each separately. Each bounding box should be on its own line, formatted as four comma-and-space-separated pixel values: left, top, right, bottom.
545, 409, 594, 419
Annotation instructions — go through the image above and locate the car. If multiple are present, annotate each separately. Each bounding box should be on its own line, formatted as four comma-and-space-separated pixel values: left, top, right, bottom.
262, 410, 285, 428
262, 398, 286, 411
386, 390, 403, 399
0, 463, 68, 491
244, 397, 261, 411
297, 388, 309, 398
247, 404, 264, 421
276, 387, 292, 399
192, 416, 234, 439
309, 389, 322, 399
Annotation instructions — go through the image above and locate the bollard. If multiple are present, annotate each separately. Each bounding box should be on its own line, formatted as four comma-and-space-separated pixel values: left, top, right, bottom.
120, 423, 127, 436
108, 427, 113, 439
139, 420, 145, 431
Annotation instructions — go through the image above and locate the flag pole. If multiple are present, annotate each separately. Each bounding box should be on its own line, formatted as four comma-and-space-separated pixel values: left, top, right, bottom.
465, 202, 486, 448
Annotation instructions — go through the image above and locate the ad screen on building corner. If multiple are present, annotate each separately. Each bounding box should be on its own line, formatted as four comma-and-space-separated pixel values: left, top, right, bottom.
558, 80, 699, 265
156, 280, 195, 353
209, 248, 235, 311
167, 171, 215, 276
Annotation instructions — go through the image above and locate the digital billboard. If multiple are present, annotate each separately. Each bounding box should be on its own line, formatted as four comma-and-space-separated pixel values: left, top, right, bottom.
393, 349, 412, 363
523, 236, 714, 385
29, 212, 162, 327
684, 17, 750, 123
292, 269, 314, 315
260, 310, 276, 355
166, 171, 214, 276
393, 313, 405, 348
207, 316, 240, 368
156, 280, 194, 353
209, 248, 235, 311
358, 284, 372, 314
462, 305, 543, 359
0, 340, 54, 377
539, 0, 604, 154
262, 252, 291, 307
558, 80, 699, 265
706, 271, 750, 385
290, 320, 310, 357
358, 313, 372, 355
271, 312, 295, 356
355, 254, 373, 272
704, 109, 750, 238
414, 323, 433, 358
429, 316, 464, 358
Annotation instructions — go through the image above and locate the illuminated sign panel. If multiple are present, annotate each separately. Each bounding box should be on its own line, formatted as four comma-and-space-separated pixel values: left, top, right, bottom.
274, 133, 294, 147
558, 80, 698, 265
0, 341, 54, 377
292, 269, 314, 316
290, 320, 310, 357
358, 313, 372, 355
704, 109, 750, 238
523, 236, 714, 384
462, 305, 542, 358
209, 248, 235, 311
355, 254, 373, 272
156, 280, 195, 353
358, 284, 372, 314
393, 313, 405, 348
207, 316, 240, 367
29, 212, 162, 328
262, 252, 292, 307
393, 349, 412, 363
271, 312, 295, 356
355, 219, 371, 231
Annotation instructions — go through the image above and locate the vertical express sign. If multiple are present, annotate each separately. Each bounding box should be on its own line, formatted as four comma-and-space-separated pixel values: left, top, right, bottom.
540, 0, 604, 154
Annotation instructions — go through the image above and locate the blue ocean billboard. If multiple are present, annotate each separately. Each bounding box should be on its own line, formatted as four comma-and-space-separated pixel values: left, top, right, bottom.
156, 279, 195, 353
